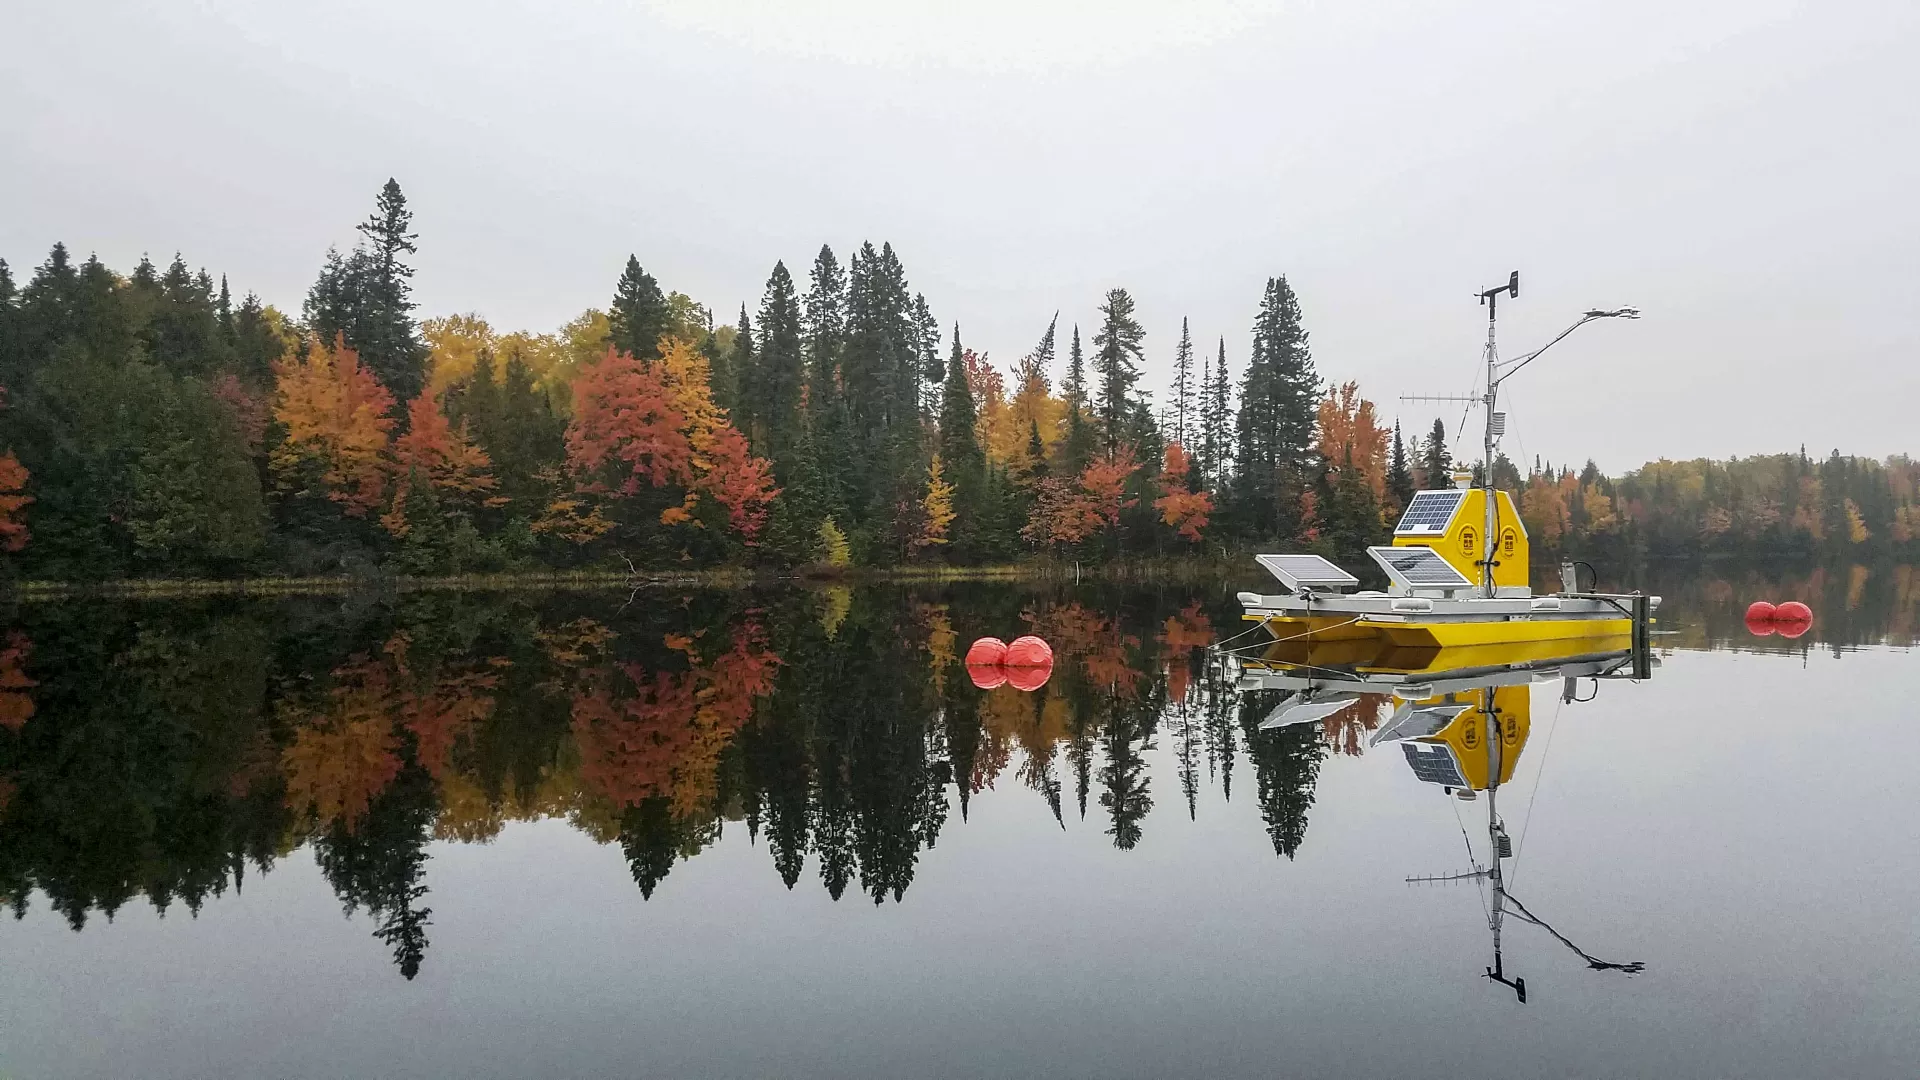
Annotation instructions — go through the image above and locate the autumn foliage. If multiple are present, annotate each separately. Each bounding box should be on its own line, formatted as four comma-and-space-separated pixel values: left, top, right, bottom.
562, 342, 777, 543
1023, 447, 1141, 547
271, 336, 396, 517
1153, 442, 1212, 542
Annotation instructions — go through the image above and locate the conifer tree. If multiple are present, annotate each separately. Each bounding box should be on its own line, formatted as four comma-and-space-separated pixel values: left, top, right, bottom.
1421, 418, 1451, 486
746, 261, 804, 464
1170, 317, 1195, 447
1387, 421, 1416, 510
1063, 324, 1087, 410
1092, 288, 1145, 454
1233, 276, 1318, 539
608, 255, 672, 361
352, 179, 429, 404
937, 327, 982, 477
803, 245, 846, 391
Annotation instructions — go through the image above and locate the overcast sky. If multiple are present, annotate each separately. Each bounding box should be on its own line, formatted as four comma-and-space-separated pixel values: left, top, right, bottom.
5, 0, 1915, 471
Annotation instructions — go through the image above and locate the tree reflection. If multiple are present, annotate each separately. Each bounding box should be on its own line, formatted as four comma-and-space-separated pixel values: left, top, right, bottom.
7, 565, 1845, 970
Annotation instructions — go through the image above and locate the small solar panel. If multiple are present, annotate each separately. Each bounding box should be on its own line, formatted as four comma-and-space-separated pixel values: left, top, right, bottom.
1255, 553, 1359, 593
1402, 742, 1468, 787
1371, 702, 1471, 747
1368, 545, 1476, 591
1395, 490, 1465, 535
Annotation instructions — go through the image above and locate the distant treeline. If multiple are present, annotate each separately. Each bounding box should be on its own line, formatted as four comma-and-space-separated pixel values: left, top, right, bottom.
0, 179, 1911, 581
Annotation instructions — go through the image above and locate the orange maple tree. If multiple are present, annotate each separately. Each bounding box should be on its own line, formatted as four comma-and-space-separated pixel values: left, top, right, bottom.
1317, 381, 1389, 499
0, 386, 30, 553
1153, 442, 1212, 542
562, 343, 777, 542
271, 336, 397, 517
1022, 448, 1142, 547
382, 387, 501, 537
0, 631, 36, 731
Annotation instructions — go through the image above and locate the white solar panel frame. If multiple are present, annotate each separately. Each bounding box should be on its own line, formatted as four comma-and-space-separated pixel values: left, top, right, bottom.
1255, 553, 1359, 593
1368, 545, 1475, 591
1394, 489, 1466, 536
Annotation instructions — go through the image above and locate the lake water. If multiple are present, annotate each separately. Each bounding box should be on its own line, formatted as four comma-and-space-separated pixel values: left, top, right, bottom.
1, 564, 1914, 1079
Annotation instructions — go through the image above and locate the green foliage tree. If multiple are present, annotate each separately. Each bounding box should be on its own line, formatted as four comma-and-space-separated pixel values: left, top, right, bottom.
1234, 276, 1318, 540
608, 255, 671, 361
1092, 288, 1145, 454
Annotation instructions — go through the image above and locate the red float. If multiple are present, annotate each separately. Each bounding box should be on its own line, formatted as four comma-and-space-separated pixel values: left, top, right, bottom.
966, 663, 1008, 690
1745, 617, 1777, 637
965, 637, 1008, 667
1745, 601, 1777, 622
1004, 635, 1053, 667
1005, 661, 1053, 692
1776, 619, 1811, 639
1774, 600, 1813, 624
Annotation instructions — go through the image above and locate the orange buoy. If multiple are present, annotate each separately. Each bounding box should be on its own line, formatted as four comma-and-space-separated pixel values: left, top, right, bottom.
966, 663, 1008, 690
1774, 600, 1813, 624
1745, 601, 1777, 622
1005, 660, 1053, 692
1004, 635, 1053, 667
965, 637, 1008, 666
1745, 617, 1776, 637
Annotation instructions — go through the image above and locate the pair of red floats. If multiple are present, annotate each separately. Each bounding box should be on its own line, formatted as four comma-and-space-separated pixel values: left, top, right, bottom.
965, 635, 1054, 692
1745, 600, 1814, 639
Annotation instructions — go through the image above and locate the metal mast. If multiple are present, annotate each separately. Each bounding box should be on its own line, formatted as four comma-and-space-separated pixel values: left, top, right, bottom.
1475, 274, 1518, 596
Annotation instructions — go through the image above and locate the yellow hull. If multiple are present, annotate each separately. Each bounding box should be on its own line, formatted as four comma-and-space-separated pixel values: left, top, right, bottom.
1244, 612, 1632, 672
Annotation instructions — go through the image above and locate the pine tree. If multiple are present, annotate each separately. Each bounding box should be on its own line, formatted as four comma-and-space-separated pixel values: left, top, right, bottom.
1199, 337, 1232, 488
1421, 418, 1451, 486
746, 261, 804, 464
1233, 276, 1318, 539
1387, 421, 1416, 510
937, 327, 982, 476
352, 179, 429, 404
608, 255, 671, 361
1063, 324, 1087, 410
803, 245, 846, 392
1092, 288, 1145, 454
1170, 317, 1195, 447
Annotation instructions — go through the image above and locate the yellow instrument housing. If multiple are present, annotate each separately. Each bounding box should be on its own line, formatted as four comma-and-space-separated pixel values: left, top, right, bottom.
1413, 684, 1531, 790
1392, 488, 1529, 592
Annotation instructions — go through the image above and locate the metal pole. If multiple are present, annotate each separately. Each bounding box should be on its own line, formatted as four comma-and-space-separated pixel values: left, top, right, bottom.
1482, 307, 1499, 596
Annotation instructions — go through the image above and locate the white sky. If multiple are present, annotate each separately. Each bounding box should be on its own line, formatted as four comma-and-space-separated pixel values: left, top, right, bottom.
5, 0, 1916, 470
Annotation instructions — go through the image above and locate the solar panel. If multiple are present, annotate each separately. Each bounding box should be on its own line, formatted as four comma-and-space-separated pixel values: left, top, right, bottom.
1401, 742, 1468, 787
1258, 690, 1362, 730
1395, 490, 1465, 535
1371, 702, 1471, 747
1255, 553, 1359, 593
1368, 545, 1476, 591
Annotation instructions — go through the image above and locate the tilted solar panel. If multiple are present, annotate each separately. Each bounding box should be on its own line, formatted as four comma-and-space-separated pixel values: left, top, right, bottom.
1367, 545, 1476, 590
1394, 490, 1465, 534
1402, 742, 1468, 787
1256, 553, 1359, 592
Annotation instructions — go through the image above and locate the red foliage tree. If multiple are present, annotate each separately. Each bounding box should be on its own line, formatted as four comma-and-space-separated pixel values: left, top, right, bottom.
1153, 442, 1212, 542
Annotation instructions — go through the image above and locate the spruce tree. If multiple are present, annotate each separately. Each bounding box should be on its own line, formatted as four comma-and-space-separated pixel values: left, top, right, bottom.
352, 179, 429, 403
1387, 421, 1417, 510
1063, 324, 1087, 409
1421, 418, 1451, 486
1233, 276, 1318, 539
1170, 317, 1195, 447
609, 255, 671, 361
1091, 288, 1145, 454
748, 262, 804, 463
803, 245, 846, 390
937, 326, 982, 476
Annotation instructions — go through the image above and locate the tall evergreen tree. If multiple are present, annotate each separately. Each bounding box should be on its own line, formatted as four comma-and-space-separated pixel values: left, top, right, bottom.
803, 245, 847, 390
746, 261, 804, 463
1421, 418, 1451, 485
1063, 324, 1087, 410
1233, 276, 1318, 539
937, 326, 982, 476
352, 179, 429, 403
608, 255, 672, 361
1387, 421, 1416, 509
1170, 317, 1195, 447
1092, 288, 1145, 454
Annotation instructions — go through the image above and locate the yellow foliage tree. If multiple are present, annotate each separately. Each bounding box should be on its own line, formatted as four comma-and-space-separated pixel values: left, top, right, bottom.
421, 313, 495, 391
915, 454, 956, 550
271, 337, 396, 517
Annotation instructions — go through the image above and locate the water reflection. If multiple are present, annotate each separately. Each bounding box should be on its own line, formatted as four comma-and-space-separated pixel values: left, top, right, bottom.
1239, 638, 1653, 1003
0, 564, 1911, 985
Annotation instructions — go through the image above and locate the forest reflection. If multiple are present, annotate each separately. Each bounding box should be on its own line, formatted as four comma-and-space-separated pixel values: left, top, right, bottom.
0, 564, 1911, 979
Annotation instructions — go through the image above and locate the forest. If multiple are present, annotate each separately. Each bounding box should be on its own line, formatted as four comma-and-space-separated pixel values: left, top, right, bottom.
2, 179, 1914, 582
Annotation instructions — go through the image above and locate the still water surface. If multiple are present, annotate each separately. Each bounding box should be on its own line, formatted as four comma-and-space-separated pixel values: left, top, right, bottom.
1, 565, 1914, 1078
